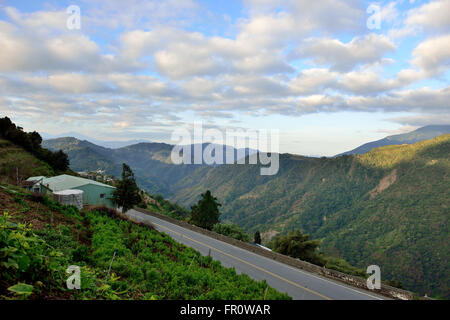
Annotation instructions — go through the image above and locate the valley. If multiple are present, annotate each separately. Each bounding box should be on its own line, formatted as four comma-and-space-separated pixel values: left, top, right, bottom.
42, 127, 450, 298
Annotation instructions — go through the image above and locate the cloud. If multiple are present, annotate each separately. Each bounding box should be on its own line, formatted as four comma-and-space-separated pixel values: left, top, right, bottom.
0, 20, 116, 73
389, 0, 450, 38
21, 73, 111, 94
294, 34, 396, 72
337, 70, 401, 95
4, 6, 68, 33
81, 0, 200, 30
405, 0, 450, 32
411, 34, 450, 75
345, 87, 450, 113
244, 0, 365, 33
289, 69, 338, 95
387, 113, 450, 126
0, 2, 449, 140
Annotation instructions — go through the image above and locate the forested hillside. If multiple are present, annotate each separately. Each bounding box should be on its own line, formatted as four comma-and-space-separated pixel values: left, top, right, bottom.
171, 135, 450, 298
0, 142, 289, 300
43, 137, 202, 194
43, 138, 255, 195
42, 131, 450, 298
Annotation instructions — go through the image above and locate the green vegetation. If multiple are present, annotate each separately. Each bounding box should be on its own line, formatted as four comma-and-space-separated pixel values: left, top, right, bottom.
0, 117, 69, 172
190, 190, 221, 230
0, 139, 56, 184
142, 193, 190, 220
0, 187, 290, 300
41, 127, 450, 298
266, 230, 366, 277
171, 135, 450, 298
212, 223, 250, 242
113, 163, 142, 213
268, 231, 323, 266
143, 192, 250, 242
43, 137, 203, 195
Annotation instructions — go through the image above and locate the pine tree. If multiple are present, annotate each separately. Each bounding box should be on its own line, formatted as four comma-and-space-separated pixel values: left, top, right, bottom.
113, 163, 142, 213
191, 190, 221, 230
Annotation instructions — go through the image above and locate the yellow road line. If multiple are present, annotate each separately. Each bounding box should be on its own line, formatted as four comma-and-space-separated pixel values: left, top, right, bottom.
144, 216, 332, 300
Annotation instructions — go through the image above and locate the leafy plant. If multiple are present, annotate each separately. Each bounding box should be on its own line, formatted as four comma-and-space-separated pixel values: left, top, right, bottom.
7, 283, 33, 299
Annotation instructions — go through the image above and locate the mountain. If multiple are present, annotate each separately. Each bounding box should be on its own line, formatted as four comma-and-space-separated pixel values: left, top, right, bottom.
41, 132, 152, 149
42, 137, 257, 195
0, 140, 287, 300
337, 125, 450, 156
42, 132, 450, 298
170, 134, 450, 298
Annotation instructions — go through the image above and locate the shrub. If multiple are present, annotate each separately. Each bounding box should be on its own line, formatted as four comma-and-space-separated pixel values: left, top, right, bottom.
212, 223, 250, 242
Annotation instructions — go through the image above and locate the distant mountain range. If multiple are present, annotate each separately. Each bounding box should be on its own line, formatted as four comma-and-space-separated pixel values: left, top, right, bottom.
41, 132, 153, 149
336, 125, 450, 156
169, 134, 450, 298
42, 137, 257, 195
42, 127, 450, 298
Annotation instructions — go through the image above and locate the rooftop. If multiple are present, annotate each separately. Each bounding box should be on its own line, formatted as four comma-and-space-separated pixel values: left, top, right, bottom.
26, 176, 46, 182
40, 174, 115, 192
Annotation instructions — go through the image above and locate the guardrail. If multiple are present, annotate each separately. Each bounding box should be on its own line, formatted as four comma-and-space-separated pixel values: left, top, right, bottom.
133, 206, 414, 300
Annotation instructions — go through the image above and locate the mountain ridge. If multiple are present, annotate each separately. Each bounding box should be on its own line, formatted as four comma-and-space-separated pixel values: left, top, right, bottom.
42, 137, 258, 195
170, 134, 450, 298
41, 129, 450, 298
336, 125, 450, 156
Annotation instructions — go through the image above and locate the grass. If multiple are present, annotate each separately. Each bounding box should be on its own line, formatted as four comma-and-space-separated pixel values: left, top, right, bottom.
0, 186, 290, 300
0, 139, 55, 184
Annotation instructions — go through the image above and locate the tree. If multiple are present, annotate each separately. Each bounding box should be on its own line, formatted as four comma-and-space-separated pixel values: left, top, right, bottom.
51, 150, 70, 171
269, 230, 324, 265
190, 190, 221, 230
254, 231, 262, 244
212, 223, 249, 242
0, 117, 70, 172
113, 163, 142, 213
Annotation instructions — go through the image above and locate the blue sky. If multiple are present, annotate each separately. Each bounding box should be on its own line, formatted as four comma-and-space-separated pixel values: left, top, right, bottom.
0, 0, 449, 155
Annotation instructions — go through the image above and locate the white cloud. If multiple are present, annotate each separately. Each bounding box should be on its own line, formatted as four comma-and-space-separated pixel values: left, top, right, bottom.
81, 0, 200, 30
0, 21, 117, 73
387, 113, 450, 126
0, 2, 449, 139
338, 71, 401, 95
345, 87, 450, 113
379, 2, 399, 24
295, 34, 396, 72
4, 6, 68, 33
289, 69, 338, 95
21, 73, 110, 94
244, 0, 365, 33
411, 34, 450, 75
405, 0, 450, 32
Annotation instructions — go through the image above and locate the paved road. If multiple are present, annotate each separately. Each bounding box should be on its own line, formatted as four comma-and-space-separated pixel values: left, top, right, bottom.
126, 209, 386, 300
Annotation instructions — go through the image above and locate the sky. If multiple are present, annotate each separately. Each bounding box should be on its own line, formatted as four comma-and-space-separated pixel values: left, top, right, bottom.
0, 0, 449, 156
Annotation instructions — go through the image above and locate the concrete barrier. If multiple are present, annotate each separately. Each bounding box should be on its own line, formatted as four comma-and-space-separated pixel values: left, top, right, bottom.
133, 207, 414, 300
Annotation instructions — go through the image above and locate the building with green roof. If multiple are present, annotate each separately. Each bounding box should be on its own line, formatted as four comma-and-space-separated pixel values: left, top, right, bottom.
40, 174, 116, 208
